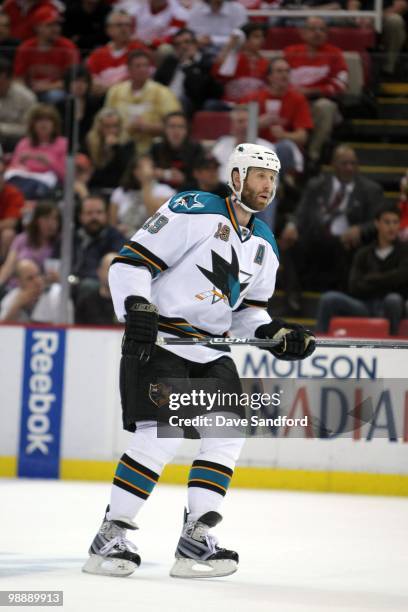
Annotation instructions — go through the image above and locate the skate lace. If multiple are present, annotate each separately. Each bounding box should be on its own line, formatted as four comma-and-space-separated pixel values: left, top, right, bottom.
100, 535, 138, 555
204, 533, 219, 554
99, 521, 138, 555
188, 521, 219, 554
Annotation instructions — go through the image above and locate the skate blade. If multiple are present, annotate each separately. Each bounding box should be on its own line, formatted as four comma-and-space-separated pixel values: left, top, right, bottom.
170, 558, 238, 579
82, 554, 138, 577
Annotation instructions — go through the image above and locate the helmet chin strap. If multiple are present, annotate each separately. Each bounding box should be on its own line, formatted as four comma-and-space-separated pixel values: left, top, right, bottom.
237, 198, 262, 214
235, 191, 272, 215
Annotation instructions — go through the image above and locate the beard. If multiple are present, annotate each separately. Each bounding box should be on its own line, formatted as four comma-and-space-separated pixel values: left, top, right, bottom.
240, 184, 270, 212
85, 221, 104, 236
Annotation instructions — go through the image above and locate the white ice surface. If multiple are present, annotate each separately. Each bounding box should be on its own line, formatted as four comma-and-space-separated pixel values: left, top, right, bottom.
1, 479, 408, 612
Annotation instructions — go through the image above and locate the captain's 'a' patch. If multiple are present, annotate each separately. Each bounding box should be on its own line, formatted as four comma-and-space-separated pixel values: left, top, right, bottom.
254, 244, 265, 265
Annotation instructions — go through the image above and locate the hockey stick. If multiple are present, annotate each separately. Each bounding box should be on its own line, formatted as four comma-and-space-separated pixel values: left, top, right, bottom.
157, 337, 408, 349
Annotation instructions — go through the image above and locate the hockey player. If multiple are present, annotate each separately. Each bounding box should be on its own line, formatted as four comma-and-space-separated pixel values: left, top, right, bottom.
82, 143, 316, 579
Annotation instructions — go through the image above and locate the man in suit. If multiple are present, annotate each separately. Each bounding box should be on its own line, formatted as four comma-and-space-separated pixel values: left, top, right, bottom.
279, 144, 385, 296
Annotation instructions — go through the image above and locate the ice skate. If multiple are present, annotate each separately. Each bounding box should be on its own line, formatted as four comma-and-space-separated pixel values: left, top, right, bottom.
82, 506, 140, 577
170, 510, 238, 578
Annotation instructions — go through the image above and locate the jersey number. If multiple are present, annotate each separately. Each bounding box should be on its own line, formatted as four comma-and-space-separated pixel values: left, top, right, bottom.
214, 222, 230, 242
143, 212, 169, 234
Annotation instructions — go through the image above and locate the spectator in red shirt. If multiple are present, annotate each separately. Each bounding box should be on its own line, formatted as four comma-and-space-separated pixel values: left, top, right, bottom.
0, 9, 20, 63
397, 169, 408, 240
212, 22, 269, 103
2, 0, 62, 41
13, 5, 79, 104
284, 17, 348, 164
86, 9, 150, 98
242, 58, 313, 175
0, 156, 24, 262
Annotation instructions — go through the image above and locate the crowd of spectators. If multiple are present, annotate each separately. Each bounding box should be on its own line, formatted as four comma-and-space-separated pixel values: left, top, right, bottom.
0, 0, 407, 333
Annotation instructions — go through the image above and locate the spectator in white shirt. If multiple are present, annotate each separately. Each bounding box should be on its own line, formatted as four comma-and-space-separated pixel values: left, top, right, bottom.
187, 0, 247, 52
212, 105, 275, 183
109, 155, 175, 238
117, 0, 190, 46
0, 57, 37, 153
0, 258, 72, 323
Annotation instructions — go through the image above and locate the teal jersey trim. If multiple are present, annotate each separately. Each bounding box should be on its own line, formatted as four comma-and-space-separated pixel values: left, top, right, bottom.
168, 191, 229, 217
253, 218, 280, 261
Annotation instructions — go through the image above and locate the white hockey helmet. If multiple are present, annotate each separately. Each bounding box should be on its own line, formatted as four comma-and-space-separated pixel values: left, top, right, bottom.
226, 143, 281, 213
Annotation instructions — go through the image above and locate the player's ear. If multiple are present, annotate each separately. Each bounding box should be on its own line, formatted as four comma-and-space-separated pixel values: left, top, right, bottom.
231, 169, 241, 191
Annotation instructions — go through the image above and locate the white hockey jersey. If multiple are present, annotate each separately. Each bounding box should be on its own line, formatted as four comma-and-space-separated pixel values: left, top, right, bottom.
109, 191, 279, 363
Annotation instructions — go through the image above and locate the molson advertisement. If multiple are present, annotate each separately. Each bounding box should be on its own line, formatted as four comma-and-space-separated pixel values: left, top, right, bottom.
232, 346, 408, 443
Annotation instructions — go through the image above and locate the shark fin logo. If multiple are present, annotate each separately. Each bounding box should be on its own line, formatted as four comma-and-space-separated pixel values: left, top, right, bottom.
171, 193, 205, 210
197, 247, 249, 307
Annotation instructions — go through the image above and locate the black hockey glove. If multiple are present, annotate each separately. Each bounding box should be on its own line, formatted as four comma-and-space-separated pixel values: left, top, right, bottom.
122, 295, 159, 363
255, 319, 316, 361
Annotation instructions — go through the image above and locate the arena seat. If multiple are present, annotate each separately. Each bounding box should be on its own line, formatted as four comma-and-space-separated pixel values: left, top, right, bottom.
191, 111, 231, 141
397, 319, 408, 337
328, 27, 375, 52
328, 317, 390, 338
264, 27, 375, 52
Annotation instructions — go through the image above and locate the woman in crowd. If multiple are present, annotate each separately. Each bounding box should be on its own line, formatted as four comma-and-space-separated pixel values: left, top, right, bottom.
109, 155, 175, 238
0, 200, 60, 289
57, 65, 102, 151
85, 107, 134, 191
5, 105, 67, 199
